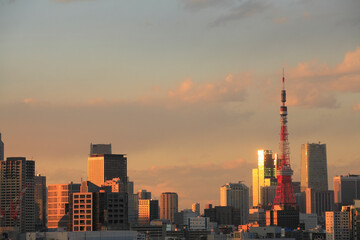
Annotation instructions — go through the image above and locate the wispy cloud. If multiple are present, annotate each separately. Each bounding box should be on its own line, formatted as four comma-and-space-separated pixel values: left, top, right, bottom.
272, 17, 289, 24
212, 0, 271, 26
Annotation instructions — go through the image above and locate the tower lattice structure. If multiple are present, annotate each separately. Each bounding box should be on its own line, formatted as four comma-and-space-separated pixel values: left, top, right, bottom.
273, 72, 296, 206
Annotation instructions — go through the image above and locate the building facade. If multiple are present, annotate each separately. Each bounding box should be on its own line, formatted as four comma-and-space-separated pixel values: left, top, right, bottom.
88, 154, 127, 188
138, 189, 151, 200
220, 182, 249, 225
326, 211, 351, 240
0, 133, 4, 160
160, 192, 178, 223
301, 143, 328, 192
334, 174, 360, 207
305, 188, 334, 223
34, 174, 47, 231
90, 143, 112, 155
47, 183, 80, 230
0, 157, 35, 233
138, 199, 159, 225
252, 150, 277, 207
192, 202, 200, 216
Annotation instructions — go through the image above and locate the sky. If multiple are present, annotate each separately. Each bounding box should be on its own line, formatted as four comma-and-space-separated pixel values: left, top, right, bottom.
0, 0, 359, 210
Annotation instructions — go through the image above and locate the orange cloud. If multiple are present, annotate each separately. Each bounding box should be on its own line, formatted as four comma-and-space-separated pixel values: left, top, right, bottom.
272, 17, 288, 24
286, 46, 360, 108
353, 103, 360, 112
168, 73, 251, 103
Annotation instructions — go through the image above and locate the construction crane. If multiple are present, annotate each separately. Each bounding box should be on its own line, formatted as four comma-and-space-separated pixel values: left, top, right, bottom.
0, 182, 32, 219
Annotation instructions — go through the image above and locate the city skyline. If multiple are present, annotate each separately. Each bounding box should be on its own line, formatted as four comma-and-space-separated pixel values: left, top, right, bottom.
0, 0, 360, 211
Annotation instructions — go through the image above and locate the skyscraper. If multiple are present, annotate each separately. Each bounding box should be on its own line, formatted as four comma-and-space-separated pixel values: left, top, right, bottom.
220, 182, 249, 225
90, 143, 112, 155
47, 182, 80, 230
0, 133, 4, 160
34, 174, 47, 232
334, 174, 360, 207
160, 192, 178, 223
138, 199, 159, 225
0, 157, 35, 233
88, 154, 127, 188
138, 189, 152, 200
252, 150, 277, 207
192, 202, 200, 216
301, 143, 328, 192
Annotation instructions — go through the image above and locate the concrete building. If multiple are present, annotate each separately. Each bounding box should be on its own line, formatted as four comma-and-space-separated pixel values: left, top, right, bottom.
252, 150, 277, 207
334, 174, 360, 207
90, 143, 112, 155
127, 179, 138, 226
192, 202, 200, 216
138, 189, 152, 200
325, 210, 351, 240
305, 188, 334, 223
160, 192, 178, 223
0, 133, 4, 160
0, 157, 35, 233
47, 183, 80, 230
188, 217, 210, 230
220, 182, 249, 225
88, 154, 127, 188
25, 230, 138, 240
299, 213, 317, 230
174, 209, 197, 227
34, 174, 46, 231
301, 143, 328, 192
138, 199, 159, 225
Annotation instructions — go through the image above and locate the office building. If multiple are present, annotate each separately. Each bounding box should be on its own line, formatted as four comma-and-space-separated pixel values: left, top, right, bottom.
305, 188, 334, 223
252, 150, 277, 207
326, 210, 351, 240
334, 174, 360, 207
34, 174, 47, 231
0, 157, 35, 233
47, 182, 80, 230
160, 192, 178, 223
138, 199, 159, 225
90, 143, 112, 155
174, 209, 197, 227
301, 143, 328, 192
126, 179, 138, 226
192, 202, 200, 216
0, 133, 4, 160
220, 182, 249, 225
188, 217, 210, 230
138, 189, 151, 200
88, 154, 127, 188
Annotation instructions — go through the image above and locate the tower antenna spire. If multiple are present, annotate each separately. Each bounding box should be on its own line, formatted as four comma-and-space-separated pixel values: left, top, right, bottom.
282, 67, 285, 90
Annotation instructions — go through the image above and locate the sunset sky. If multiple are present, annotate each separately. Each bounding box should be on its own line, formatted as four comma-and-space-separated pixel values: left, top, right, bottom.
1, 0, 359, 210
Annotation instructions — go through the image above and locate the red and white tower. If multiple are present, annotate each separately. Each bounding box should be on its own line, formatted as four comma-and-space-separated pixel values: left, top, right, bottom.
273, 71, 297, 206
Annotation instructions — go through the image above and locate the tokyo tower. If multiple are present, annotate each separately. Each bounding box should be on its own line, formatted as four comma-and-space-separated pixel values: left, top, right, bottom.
273, 71, 297, 206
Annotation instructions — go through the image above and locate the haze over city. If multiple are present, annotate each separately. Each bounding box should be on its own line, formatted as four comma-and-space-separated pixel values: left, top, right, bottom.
0, 0, 359, 210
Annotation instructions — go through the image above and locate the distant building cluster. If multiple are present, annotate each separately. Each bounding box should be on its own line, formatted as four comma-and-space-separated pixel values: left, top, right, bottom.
0, 79, 359, 240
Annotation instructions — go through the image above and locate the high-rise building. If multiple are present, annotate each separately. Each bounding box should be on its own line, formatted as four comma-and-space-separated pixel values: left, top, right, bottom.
252, 150, 277, 207
160, 192, 178, 223
0, 157, 35, 233
334, 174, 360, 207
0, 133, 4, 160
47, 182, 80, 230
127, 179, 138, 226
88, 154, 127, 188
34, 174, 47, 232
90, 143, 112, 155
174, 209, 197, 227
138, 199, 159, 225
326, 210, 351, 240
301, 143, 328, 192
192, 202, 200, 216
304, 188, 334, 223
138, 190, 152, 200
220, 182, 249, 225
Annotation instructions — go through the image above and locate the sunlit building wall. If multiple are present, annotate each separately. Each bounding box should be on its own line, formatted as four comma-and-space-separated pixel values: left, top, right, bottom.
47, 183, 80, 230
160, 192, 178, 224
301, 143, 328, 192
88, 154, 127, 188
252, 150, 276, 207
